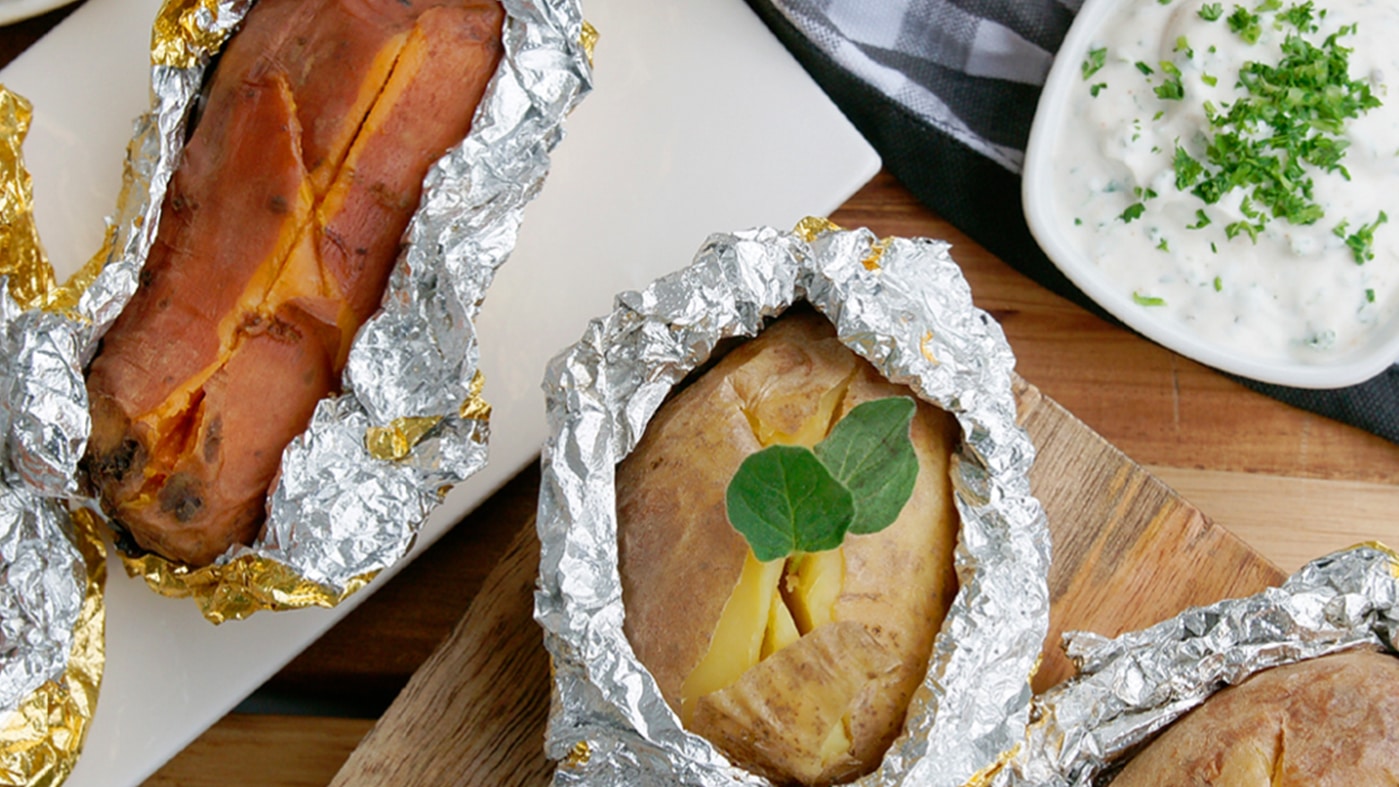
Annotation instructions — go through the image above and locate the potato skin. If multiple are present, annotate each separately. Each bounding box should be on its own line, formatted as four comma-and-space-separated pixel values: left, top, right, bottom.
85, 0, 504, 566
617, 310, 960, 785
1113, 649, 1399, 786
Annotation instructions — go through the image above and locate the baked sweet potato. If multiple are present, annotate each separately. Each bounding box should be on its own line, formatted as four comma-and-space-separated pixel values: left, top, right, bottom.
85, 0, 505, 566
617, 310, 961, 786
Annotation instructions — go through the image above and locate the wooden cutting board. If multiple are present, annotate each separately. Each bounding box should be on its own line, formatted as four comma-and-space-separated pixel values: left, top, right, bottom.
329, 377, 1287, 786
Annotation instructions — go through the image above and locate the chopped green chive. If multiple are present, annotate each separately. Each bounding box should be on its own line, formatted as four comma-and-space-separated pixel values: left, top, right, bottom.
1133, 292, 1167, 306
1136, 60, 1155, 75
1214, 276, 1224, 291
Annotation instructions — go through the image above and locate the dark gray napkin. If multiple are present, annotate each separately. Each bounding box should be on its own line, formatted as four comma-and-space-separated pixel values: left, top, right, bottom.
746, 0, 1399, 444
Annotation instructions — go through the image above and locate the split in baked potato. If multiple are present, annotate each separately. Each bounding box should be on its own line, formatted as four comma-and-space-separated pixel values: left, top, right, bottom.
1112, 648, 1399, 785
616, 309, 961, 786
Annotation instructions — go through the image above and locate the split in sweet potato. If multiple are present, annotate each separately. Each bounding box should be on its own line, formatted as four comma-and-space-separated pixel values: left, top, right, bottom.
85, 0, 505, 566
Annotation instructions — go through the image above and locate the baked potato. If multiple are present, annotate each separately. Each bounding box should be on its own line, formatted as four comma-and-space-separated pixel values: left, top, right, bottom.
1112, 649, 1399, 785
616, 309, 961, 786
84, 0, 504, 566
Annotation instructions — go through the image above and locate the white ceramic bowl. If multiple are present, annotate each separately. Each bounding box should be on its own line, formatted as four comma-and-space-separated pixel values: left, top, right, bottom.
1024, 0, 1399, 389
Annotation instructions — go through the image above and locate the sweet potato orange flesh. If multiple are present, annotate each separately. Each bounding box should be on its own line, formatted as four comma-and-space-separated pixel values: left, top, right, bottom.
85, 0, 505, 566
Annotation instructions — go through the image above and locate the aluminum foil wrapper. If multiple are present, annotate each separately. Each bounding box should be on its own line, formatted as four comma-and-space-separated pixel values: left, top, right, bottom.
0, 0, 592, 622
995, 544, 1399, 786
536, 222, 1052, 786
0, 91, 106, 787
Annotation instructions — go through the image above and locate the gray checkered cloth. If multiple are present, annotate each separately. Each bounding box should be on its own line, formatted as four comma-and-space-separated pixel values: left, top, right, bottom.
766, 0, 1078, 170
748, 0, 1399, 443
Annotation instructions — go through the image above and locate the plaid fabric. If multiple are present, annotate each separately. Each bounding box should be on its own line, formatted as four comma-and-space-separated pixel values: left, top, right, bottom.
747, 0, 1399, 444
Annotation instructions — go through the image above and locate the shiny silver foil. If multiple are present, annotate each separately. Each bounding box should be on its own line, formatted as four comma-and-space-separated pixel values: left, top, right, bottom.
0, 479, 84, 713
0, 282, 86, 712
0, 0, 591, 619
0, 273, 106, 784
536, 225, 1052, 786
997, 545, 1399, 786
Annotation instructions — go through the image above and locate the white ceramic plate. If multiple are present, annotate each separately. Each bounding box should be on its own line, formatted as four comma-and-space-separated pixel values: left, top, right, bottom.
1024, 0, 1399, 389
0, 1, 878, 784
0, 0, 73, 26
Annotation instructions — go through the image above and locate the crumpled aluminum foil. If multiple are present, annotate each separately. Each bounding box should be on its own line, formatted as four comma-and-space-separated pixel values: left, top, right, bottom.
0, 0, 592, 622
0, 87, 106, 787
996, 544, 1399, 786
536, 222, 1053, 786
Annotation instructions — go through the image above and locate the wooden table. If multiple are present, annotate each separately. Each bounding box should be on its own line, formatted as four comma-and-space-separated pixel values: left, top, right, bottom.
3, 6, 1398, 785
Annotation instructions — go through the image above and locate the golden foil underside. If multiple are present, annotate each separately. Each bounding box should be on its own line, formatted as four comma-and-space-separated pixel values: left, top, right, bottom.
0, 511, 107, 787
151, 0, 240, 70
366, 417, 445, 461
579, 20, 598, 66
123, 550, 378, 625
0, 88, 53, 312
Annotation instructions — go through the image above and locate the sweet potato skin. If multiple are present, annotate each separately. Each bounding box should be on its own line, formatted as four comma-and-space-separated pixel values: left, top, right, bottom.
85, 0, 504, 566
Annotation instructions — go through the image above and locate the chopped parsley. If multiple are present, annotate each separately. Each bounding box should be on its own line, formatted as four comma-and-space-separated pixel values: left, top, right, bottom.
1083, 47, 1107, 80
1136, 60, 1156, 75
1157, 237, 1171, 251
1214, 276, 1224, 291
1199, 2, 1224, 21
1121, 203, 1147, 223
1366, 287, 1377, 302
1154, 61, 1185, 99
1228, 6, 1262, 43
1340, 211, 1388, 263
1188, 209, 1213, 229
1158, 9, 1385, 249
1090, 82, 1108, 97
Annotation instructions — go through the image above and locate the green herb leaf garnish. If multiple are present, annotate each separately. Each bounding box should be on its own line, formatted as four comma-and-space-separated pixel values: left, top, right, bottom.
1133, 292, 1167, 306
1121, 203, 1147, 223
812, 398, 918, 535
1200, 3, 1224, 21
725, 397, 919, 561
725, 446, 854, 562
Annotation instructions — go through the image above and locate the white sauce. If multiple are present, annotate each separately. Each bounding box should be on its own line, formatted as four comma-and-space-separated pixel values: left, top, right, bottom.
1058, 0, 1399, 363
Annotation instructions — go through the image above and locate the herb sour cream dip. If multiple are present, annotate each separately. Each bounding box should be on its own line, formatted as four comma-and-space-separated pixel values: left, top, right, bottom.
1058, 0, 1399, 364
